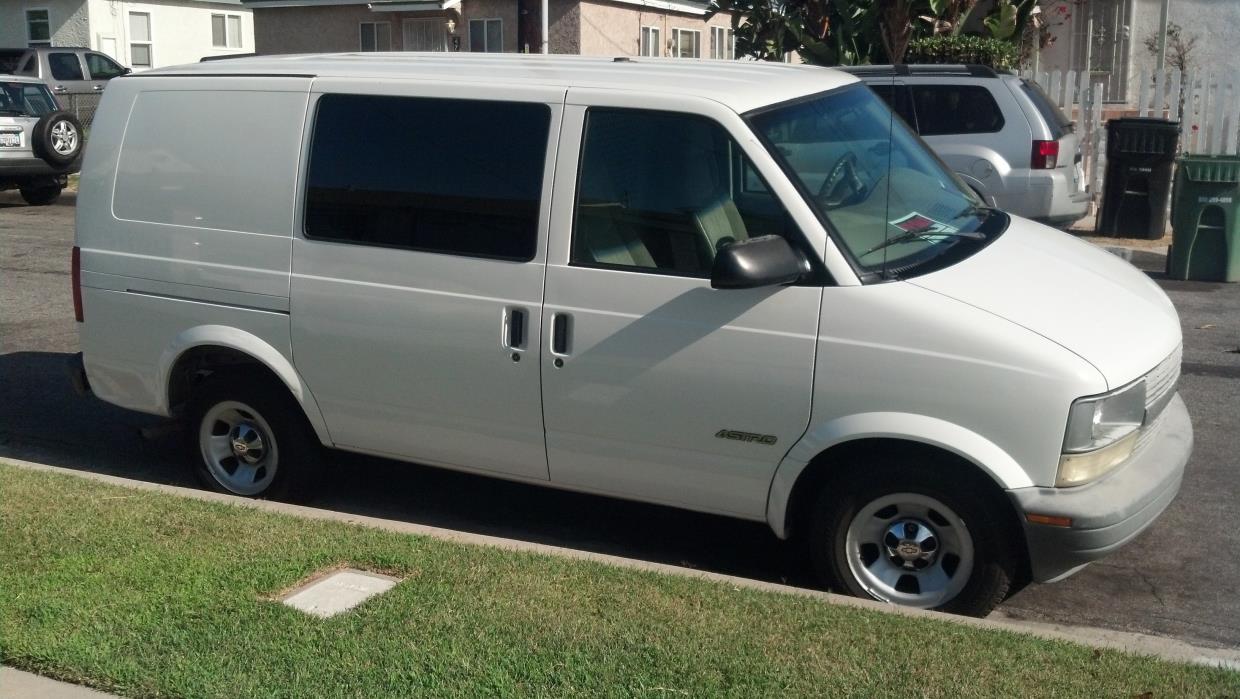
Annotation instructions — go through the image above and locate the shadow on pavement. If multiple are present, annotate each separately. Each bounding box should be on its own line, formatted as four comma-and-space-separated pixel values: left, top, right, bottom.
0, 350, 812, 587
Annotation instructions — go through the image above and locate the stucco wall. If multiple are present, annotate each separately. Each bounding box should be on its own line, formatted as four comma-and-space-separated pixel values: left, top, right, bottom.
578, 0, 733, 57
0, 0, 91, 47
86, 0, 254, 68
1036, 0, 1238, 106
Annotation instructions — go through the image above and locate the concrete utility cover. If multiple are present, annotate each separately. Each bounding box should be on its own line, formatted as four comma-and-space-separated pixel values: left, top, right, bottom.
280, 569, 400, 618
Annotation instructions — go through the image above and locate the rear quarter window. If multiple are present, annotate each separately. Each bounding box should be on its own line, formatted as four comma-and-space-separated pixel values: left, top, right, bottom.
1019, 79, 1071, 139
910, 84, 1005, 136
113, 89, 307, 235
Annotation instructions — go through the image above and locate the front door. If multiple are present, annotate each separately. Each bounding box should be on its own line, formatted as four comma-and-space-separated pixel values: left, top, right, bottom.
290, 83, 562, 480
539, 101, 821, 519
403, 19, 446, 51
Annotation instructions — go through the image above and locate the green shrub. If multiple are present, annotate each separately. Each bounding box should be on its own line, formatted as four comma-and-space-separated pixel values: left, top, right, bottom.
904, 35, 1019, 71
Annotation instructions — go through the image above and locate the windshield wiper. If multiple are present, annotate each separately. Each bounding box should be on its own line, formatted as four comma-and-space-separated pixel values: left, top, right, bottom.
861, 226, 986, 257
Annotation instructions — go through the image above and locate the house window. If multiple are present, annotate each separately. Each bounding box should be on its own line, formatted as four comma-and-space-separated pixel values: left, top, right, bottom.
211, 14, 243, 49
129, 12, 152, 68
26, 9, 51, 48
469, 18, 502, 53
640, 26, 660, 57
709, 26, 733, 60
672, 29, 699, 59
359, 21, 391, 51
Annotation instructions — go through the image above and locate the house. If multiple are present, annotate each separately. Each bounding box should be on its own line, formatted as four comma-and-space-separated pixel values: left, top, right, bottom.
240, 0, 737, 59
0, 0, 256, 69
1035, 0, 1237, 105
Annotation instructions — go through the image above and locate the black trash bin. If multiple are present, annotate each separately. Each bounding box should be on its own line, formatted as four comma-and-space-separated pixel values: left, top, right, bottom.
1096, 117, 1180, 239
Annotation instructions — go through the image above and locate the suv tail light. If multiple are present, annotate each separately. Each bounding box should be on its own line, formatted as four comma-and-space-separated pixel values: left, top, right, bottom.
71, 245, 83, 322
1032, 140, 1060, 169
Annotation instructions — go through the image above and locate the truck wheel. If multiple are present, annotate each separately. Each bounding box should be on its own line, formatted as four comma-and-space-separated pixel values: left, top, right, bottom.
186, 369, 322, 500
809, 462, 1015, 617
19, 185, 62, 206
31, 111, 83, 168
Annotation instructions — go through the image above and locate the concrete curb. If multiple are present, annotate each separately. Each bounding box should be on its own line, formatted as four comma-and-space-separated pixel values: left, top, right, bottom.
4, 456, 1238, 673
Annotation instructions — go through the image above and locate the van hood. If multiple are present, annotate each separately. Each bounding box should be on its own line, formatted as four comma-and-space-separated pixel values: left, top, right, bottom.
908, 216, 1181, 388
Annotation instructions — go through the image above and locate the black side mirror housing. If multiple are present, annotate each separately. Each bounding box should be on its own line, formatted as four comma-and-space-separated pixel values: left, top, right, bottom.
122, 67, 133, 75
710, 235, 809, 290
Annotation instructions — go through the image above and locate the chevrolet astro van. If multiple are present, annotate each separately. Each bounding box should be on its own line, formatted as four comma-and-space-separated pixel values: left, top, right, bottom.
70, 54, 1191, 617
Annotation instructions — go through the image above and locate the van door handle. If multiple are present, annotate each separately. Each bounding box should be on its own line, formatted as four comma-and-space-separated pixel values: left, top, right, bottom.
551, 313, 571, 356
504, 307, 526, 350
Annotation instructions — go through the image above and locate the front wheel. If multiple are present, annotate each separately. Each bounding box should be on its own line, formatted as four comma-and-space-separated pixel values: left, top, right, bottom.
809, 464, 1016, 617
186, 370, 322, 500
20, 185, 62, 206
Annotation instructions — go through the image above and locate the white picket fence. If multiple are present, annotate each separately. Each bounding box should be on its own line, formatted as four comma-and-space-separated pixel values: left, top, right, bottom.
1018, 67, 1240, 202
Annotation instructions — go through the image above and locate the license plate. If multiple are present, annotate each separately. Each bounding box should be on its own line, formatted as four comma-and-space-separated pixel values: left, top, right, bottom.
0, 133, 20, 148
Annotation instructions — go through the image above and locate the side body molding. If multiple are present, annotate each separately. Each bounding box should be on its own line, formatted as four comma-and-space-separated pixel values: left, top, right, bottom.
156, 324, 332, 445
765, 412, 1035, 538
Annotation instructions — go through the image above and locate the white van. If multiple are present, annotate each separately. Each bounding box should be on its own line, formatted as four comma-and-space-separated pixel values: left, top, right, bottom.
70, 54, 1191, 617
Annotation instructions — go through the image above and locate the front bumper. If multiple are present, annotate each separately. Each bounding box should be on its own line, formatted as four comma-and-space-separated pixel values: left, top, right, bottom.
1007, 393, 1192, 583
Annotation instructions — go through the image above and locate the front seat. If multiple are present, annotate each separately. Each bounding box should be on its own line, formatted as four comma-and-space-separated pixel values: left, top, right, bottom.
693, 196, 749, 254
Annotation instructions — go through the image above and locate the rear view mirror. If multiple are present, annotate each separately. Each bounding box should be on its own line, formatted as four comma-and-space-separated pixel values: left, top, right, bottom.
711, 235, 809, 290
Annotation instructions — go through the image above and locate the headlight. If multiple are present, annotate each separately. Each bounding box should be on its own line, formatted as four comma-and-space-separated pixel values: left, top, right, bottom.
1057, 379, 1146, 487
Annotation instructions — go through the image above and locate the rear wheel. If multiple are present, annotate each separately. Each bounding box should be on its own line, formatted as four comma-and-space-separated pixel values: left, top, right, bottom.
186, 370, 321, 500
19, 185, 62, 206
808, 461, 1015, 617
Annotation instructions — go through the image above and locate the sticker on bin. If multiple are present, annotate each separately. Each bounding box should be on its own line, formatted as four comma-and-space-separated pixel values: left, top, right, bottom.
1198, 196, 1233, 204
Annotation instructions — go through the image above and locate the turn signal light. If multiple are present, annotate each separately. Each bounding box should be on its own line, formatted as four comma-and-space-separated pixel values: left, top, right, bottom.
1026, 513, 1073, 527
1032, 140, 1060, 169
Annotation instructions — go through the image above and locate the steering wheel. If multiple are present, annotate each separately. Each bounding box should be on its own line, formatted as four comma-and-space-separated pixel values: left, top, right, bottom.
817, 151, 867, 209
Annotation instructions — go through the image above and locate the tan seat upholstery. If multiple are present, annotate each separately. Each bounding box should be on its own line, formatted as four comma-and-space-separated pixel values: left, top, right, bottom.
693, 196, 749, 255
578, 209, 656, 268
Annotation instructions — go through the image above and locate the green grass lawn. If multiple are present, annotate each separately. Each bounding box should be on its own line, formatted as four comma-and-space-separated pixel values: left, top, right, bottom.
2, 463, 1237, 698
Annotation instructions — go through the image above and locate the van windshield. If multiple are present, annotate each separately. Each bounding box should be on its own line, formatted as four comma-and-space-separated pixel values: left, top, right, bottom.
746, 84, 1007, 281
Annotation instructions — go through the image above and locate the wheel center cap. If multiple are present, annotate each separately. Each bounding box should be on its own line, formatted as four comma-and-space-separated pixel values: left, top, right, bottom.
228, 424, 264, 464
895, 540, 922, 561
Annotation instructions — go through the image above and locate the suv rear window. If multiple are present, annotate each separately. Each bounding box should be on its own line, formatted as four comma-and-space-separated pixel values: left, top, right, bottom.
910, 85, 1004, 136
1019, 79, 1073, 139
0, 51, 28, 75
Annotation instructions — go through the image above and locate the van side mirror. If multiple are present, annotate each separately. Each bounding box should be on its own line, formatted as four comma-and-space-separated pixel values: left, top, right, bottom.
122, 67, 132, 75
710, 235, 809, 290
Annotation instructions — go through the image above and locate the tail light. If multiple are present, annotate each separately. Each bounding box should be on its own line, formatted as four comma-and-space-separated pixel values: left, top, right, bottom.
1032, 140, 1060, 169
71, 245, 83, 322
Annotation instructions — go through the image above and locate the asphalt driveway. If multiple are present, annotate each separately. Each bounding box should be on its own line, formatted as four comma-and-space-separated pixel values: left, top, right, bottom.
2, 191, 1238, 649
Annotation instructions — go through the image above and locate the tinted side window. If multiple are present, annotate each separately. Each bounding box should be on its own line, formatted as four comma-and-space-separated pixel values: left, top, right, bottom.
0, 51, 26, 74
48, 53, 84, 81
305, 95, 550, 261
1020, 79, 1070, 139
911, 84, 1004, 136
86, 52, 126, 80
866, 82, 917, 131
572, 109, 804, 277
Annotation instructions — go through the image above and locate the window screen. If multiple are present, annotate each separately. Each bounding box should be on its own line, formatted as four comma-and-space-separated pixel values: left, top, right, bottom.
910, 84, 1004, 136
304, 94, 550, 261
572, 109, 803, 277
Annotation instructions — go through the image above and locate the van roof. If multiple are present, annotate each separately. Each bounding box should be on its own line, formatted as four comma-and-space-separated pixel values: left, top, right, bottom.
140, 53, 856, 113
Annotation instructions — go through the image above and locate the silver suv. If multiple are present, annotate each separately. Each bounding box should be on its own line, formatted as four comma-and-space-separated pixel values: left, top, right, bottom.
0, 75, 83, 205
0, 47, 130, 96
844, 65, 1090, 228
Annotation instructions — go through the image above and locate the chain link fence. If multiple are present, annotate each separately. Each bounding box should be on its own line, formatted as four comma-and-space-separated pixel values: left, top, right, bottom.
58, 92, 102, 128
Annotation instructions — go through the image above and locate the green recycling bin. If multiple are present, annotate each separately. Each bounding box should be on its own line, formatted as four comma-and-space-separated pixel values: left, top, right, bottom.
1169, 155, 1240, 282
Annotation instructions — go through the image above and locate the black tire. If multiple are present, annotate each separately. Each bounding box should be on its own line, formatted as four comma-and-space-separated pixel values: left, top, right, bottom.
19, 185, 62, 206
31, 111, 84, 168
185, 368, 322, 501
807, 460, 1016, 617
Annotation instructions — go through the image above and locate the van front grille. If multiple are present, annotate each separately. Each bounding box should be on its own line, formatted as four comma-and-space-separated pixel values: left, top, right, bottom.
1143, 345, 1181, 425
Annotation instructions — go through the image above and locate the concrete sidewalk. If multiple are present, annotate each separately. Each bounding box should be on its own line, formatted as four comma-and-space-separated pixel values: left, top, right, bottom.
0, 667, 118, 699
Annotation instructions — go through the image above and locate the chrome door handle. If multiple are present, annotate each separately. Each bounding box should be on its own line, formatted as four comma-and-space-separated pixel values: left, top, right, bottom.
92, 84, 104, 91
52, 86, 67, 93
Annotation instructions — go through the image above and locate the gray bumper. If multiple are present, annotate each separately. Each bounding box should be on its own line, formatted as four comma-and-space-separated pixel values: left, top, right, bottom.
1007, 393, 1192, 583
0, 156, 78, 179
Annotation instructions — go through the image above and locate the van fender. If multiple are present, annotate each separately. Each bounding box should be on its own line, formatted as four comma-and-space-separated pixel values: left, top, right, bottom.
156, 324, 332, 445
766, 412, 1033, 538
